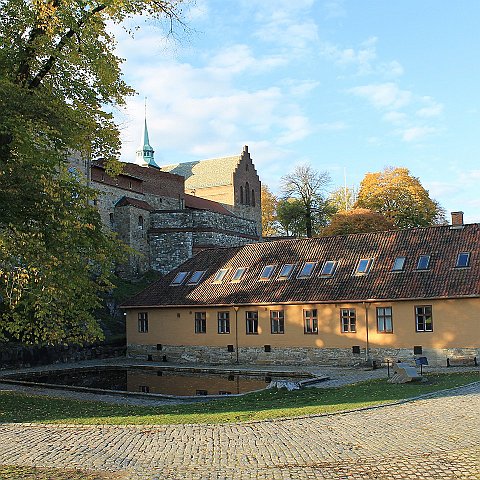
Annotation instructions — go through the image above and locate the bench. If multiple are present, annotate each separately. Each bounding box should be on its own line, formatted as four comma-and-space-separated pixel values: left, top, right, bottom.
447, 357, 478, 367
387, 362, 422, 383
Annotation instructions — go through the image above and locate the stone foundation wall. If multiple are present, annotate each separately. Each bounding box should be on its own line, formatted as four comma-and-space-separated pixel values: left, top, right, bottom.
127, 343, 480, 367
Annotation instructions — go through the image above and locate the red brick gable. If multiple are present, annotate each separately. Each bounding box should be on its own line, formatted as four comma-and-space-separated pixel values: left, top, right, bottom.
122, 224, 480, 308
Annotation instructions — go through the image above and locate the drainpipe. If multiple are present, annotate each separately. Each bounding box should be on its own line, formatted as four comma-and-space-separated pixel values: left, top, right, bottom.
364, 302, 371, 363
234, 306, 239, 364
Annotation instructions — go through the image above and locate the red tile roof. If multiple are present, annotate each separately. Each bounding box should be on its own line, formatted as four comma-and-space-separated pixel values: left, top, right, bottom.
184, 194, 234, 216
116, 196, 154, 211
122, 224, 480, 308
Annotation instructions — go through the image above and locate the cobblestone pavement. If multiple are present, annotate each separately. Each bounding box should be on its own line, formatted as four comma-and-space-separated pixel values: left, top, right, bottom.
0, 382, 479, 479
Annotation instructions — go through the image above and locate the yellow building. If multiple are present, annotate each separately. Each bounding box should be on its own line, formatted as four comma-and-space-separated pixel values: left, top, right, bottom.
123, 213, 480, 367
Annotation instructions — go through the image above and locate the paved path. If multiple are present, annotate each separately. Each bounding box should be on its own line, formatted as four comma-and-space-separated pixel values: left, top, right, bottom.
0, 382, 479, 479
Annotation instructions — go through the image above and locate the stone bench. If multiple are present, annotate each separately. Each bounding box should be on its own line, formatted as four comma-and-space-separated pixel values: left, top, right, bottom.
447, 357, 478, 367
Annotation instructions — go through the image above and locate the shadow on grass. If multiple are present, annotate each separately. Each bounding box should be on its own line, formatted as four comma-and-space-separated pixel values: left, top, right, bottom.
0, 372, 478, 425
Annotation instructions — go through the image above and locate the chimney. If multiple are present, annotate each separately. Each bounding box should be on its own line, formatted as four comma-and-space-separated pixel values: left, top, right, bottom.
451, 211, 464, 227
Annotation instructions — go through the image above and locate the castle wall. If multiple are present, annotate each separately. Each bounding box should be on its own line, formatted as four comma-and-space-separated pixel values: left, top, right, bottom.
148, 210, 259, 274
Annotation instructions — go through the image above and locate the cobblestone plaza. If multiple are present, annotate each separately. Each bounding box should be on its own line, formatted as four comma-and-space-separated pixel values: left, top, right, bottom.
0, 381, 478, 479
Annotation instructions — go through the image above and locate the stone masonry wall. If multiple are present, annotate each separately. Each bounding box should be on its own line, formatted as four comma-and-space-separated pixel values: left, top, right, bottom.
127, 343, 480, 367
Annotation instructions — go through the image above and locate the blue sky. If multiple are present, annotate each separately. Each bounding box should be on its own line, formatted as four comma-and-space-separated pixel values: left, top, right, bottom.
113, 0, 480, 223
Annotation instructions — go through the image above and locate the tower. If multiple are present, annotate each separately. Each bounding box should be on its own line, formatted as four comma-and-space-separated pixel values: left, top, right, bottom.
135, 101, 159, 168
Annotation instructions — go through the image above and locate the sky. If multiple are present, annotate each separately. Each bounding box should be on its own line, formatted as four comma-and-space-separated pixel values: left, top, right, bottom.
112, 0, 480, 223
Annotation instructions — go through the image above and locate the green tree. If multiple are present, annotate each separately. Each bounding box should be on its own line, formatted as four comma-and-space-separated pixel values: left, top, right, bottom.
322, 208, 394, 236
355, 167, 445, 228
280, 164, 334, 237
276, 198, 306, 237
0, 0, 186, 344
261, 184, 280, 237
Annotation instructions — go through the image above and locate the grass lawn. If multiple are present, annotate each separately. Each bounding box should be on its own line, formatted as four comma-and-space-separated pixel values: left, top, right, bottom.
0, 372, 478, 425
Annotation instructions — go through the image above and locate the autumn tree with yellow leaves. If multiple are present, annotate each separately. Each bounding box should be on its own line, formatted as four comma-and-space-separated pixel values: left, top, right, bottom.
354, 167, 446, 229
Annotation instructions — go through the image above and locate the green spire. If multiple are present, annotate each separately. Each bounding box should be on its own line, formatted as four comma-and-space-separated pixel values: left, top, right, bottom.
136, 99, 159, 168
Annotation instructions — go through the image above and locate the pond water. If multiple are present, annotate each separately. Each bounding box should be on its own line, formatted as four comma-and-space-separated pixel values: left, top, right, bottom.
8, 367, 302, 397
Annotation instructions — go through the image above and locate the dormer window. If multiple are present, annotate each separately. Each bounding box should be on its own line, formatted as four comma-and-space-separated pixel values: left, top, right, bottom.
417, 255, 430, 270
277, 264, 295, 280
213, 268, 229, 284
297, 262, 316, 279
188, 270, 205, 285
456, 252, 470, 268
231, 267, 247, 282
355, 258, 373, 275
171, 271, 189, 286
392, 257, 406, 271
259, 265, 276, 281
320, 261, 337, 277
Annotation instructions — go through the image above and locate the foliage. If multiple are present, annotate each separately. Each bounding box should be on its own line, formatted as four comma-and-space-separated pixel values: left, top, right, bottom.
354, 167, 446, 228
328, 185, 358, 212
322, 208, 395, 236
280, 164, 335, 237
0, 372, 476, 424
276, 198, 306, 237
260, 184, 280, 237
0, 0, 187, 343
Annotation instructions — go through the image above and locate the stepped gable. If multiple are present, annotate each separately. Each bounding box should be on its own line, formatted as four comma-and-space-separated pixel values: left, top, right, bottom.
184, 194, 234, 216
161, 155, 241, 188
123, 223, 480, 307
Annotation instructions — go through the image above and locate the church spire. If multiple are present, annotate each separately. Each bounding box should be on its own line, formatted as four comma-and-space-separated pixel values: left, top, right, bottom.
136, 98, 159, 168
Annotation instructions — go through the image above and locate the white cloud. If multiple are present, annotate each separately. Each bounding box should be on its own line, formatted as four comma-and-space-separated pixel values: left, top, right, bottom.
323, 0, 346, 18
416, 97, 444, 118
400, 126, 437, 142
321, 38, 404, 78
349, 83, 412, 110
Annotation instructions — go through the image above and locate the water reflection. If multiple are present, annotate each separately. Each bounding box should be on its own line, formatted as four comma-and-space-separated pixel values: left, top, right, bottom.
11, 368, 287, 396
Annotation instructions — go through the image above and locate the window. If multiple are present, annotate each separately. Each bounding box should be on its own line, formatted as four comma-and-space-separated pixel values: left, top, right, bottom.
277, 263, 295, 280
304, 309, 318, 334
231, 267, 247, 282
138, 312, 148, 333
341, 309, 356, 333
270, 310, 285, 334
376, 307, 393, 333
392, 257, 406, 271
213, 268, 229, 283
187, 270, 205, 285
171, 271, 189, 286
320, 261, 337, 277
194, 312, 206, 334
297, 262, 316, 278
355, 258, 373, 275
246, 311, 258, 334
240, 186, 244, 204
415, 306, 433, 332
217, 312, 230, 334
456, 252, 470, 268
259, 265, 276, 281
417, 255, 430, 270
251, 189, 255, 207
109, 212, 114, 226
138, 215, 144, 230
245, 182, 250, 204
139, 385, 149, 393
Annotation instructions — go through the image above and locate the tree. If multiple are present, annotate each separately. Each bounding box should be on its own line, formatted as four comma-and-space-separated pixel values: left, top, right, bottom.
0, 0, 187, 344
280, 164, 334, 237
261, 185, 280, 237
355, 167, 445, 228
276, 198, 307, 237
328, 185, 358, 212
322, 208, 394, 236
